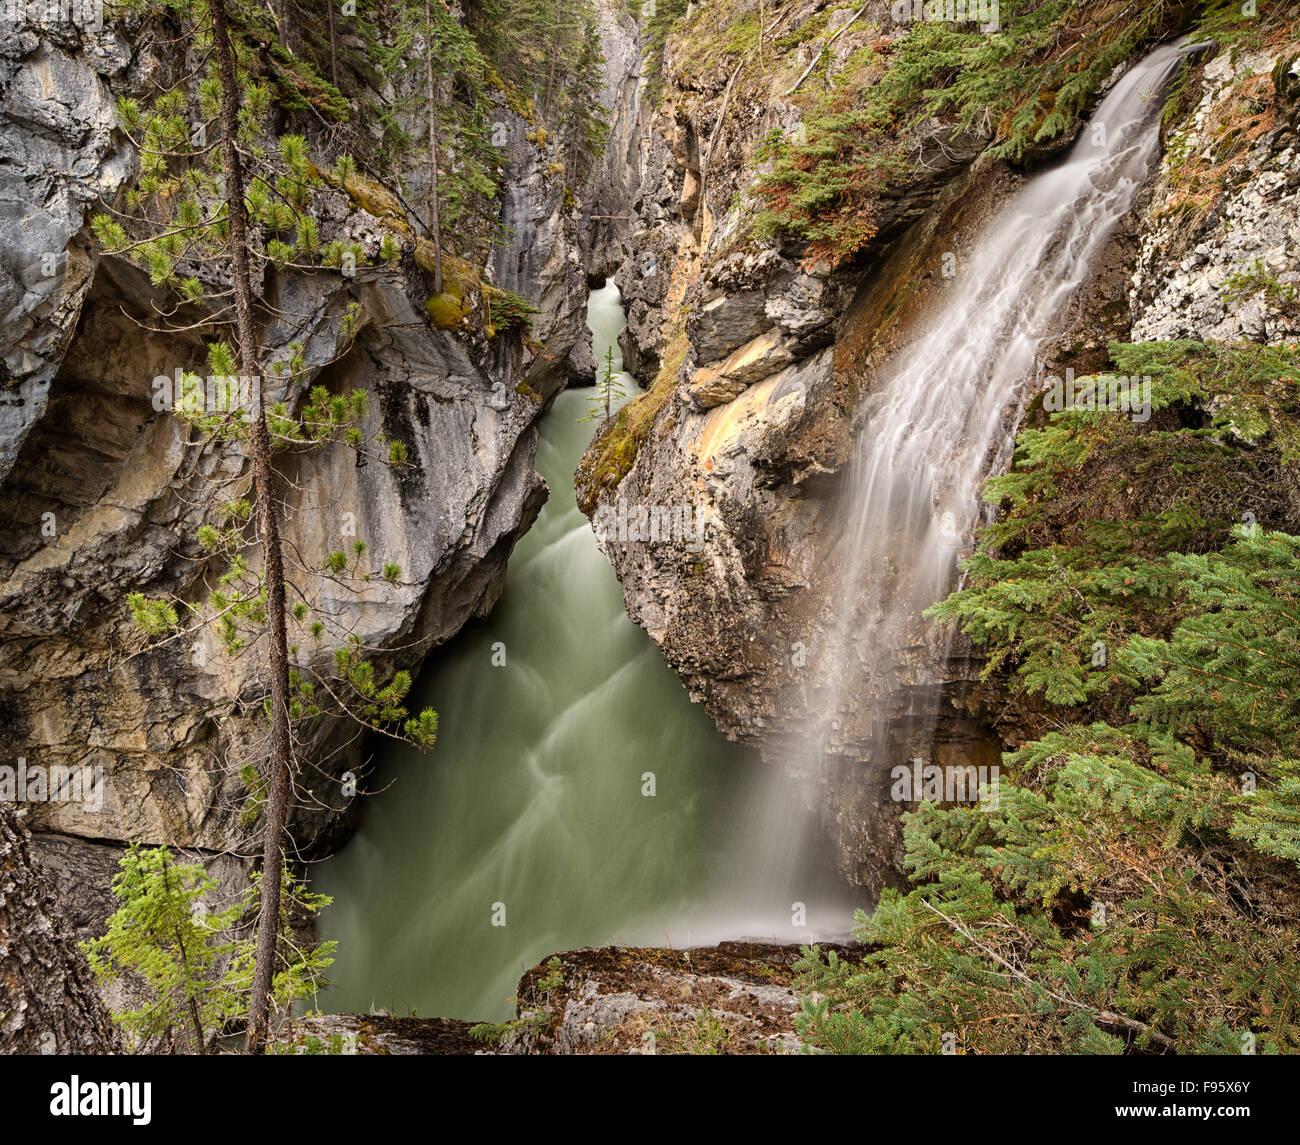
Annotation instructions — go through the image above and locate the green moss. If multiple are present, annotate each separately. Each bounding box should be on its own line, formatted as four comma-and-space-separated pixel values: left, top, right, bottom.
422, 253, 480, 327
500, 80, 537, 123
343, 172, 405, 222
425, 294, 466, 328
674, 1, 760, 87
576, 331, 686, 513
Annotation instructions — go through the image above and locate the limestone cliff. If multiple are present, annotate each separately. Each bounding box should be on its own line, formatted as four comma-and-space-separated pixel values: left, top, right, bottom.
0, 7, 586, 936
579, 1, 1300, 892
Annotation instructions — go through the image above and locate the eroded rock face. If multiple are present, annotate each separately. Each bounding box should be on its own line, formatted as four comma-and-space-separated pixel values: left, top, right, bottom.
1131, 50, 1300, 343
583, 15, 1299, 894
581, 0, 643, 287
488, 102, 590, 390
0, 14, 134, 482
0, 12, 582, 935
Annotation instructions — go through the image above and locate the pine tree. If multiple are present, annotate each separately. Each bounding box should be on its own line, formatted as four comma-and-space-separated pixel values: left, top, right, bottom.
799, 340, 1300, 1055
97, 0, 438, 1053
581, 345, 627, 423
372, 0, 501, 259
565, 8, 610, 177
462, 0, 607, 183
425, 0, 445, 294
82, 845, 335, 1053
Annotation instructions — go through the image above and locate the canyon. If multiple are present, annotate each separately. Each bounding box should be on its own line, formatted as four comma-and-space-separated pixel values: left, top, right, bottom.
2, 0, 1298, 1053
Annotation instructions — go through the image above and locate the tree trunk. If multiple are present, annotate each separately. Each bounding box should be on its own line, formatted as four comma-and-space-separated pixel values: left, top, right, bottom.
543, 0, 562, 119
425, 0, 444, 295
327, 0, 338, 86
0, 806, 122, 1054
210, 0, 295, 1056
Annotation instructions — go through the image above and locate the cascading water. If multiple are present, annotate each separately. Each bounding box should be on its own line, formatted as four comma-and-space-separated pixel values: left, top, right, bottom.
838, 41, 1197, 705
746, 40, 1201, 894
315, 44, 1198, 1019
315, 283, 847, 1022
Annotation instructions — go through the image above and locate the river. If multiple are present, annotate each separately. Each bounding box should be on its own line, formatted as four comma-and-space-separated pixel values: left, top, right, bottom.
315, 282, 854, 1022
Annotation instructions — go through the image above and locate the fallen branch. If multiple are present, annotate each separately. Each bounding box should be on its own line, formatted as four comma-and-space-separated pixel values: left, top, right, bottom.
920, 898, 1178, 1051
785, 3, 869, 98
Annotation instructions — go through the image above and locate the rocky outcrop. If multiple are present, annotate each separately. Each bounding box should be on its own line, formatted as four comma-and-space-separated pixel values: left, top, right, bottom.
278, 1011, 493, 1055
487, 101, 590, 388
1131, 49, 1300, 344
582, 8, 1300, 893
500, 942, 831, 1055
0, 10, 584, 939
281, 941, 846, 1054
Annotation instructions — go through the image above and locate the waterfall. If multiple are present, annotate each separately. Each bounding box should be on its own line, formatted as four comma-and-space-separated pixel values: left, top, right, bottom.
740, 40, 1200, 913
314, 45, 1203, 1015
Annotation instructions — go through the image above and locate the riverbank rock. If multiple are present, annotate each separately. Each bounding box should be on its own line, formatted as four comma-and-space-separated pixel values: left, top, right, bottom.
285, 941, 853, 1055
277, 1013, 494, 1055
499, 942, 836, 1055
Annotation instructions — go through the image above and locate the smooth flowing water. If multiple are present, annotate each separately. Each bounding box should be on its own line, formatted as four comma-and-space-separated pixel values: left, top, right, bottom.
819, 40, 1194, 750
737, 41, 1200, 885
316, 283, 854, 1022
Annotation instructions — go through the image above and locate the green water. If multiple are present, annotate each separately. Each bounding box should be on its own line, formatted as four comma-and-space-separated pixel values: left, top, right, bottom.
315, 285, 848, 1022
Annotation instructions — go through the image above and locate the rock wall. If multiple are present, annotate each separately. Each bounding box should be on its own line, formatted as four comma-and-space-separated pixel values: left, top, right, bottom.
0, 9, 585, 937
580, 0, 644, 288
0, 13, 134, 481
1131, 48, 1300, 343
581, 4, 1300, 892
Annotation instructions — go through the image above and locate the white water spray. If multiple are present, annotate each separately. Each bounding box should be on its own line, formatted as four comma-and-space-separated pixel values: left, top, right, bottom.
734, 40, 1201, 920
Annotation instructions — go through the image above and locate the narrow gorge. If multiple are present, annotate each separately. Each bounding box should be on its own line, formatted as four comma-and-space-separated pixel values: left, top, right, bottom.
2, 0, 1299, 1068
